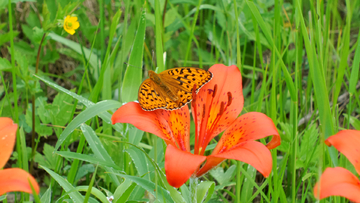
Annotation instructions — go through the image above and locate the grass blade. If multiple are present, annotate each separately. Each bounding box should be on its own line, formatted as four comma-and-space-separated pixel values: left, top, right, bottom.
121, 4, 147, 102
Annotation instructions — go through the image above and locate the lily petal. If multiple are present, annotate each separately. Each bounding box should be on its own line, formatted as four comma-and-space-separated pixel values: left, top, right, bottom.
165, 144, 206, 188
112, 102, 190, 151
197, 141, 272, 177
0, 168, 40, 195
192, 65, 244, 150
212, 112, 279, 155
325, 130, 360, 174
314, 167, 360, 202
0, 118, 18, 168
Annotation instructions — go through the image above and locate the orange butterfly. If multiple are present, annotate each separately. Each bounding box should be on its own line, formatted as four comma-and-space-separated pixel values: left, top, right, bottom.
138, 68, 213, 111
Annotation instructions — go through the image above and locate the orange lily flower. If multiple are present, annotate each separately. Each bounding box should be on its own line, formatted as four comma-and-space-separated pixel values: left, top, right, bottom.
112, 64, 280, 188
0, 117, 40, 195
314, 130, 360, 201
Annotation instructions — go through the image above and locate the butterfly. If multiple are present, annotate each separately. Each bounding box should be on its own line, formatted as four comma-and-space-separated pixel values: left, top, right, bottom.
138, 68, 213, 111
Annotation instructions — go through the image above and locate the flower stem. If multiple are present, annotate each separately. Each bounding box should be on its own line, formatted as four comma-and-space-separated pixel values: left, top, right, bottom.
30, 33, 46, 174
190, 177, 198, 203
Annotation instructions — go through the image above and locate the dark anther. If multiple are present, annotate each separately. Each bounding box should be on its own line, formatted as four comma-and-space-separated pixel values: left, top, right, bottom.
227, 92, 232, 106
212, 84, 218, 98
202, 104, 206, 118
219, 102, 225, 115
192, 84, 197, 102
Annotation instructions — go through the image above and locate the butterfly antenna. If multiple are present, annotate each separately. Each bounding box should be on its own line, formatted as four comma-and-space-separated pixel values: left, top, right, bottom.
124, 62, 142, 69
151, 50, 156, 71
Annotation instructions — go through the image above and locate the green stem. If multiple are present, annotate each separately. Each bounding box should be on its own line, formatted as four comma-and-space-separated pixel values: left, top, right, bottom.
190, 177, 198, 203
236, 161, 241, 203
8, 0, 18, 123
30, 33, 47, 174
183, 0, 202, 66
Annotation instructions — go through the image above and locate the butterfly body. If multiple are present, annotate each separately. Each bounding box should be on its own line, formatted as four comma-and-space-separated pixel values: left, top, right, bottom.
138, 68, 213, 111
148, 70, 179, 101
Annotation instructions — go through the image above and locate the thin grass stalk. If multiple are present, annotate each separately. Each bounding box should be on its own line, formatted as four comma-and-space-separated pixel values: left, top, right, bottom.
83, 165, 98, 203
190, 177, 198, 203
198, 9, 204, 69
118, 0, 130, 103
8, 0, 18, 123
250, 37, 257, 111
332, 0, 351, 109
99, 0, 105, 62
8, 8, 20, 200
0, 71, 13, 117
30, 33, 47, 174
154, 135, 158, 199
162, 0, 168, 36
168, 1, 201, 56
268, 2, 278, 201
155, 0, 164, 71
183, 0, 202, 66
292, 7, 303, 198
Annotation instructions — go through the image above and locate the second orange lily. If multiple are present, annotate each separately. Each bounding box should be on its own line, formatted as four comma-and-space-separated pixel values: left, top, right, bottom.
0, 117, 40, 196
112, 64, 280, 188
314, 130, 360, 201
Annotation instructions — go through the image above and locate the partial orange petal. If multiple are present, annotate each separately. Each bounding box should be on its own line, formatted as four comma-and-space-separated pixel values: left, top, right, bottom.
112, 102, 190, 151
0, 117, 15, 130
165, 144, 206, 188
211, 112, 279, 155
325, 130, 360, 174
314, 167, 360, 202
197, 141, 272, 177
0, 117, 18, 168
0, 168, 40, 195
192, 65, 244, 150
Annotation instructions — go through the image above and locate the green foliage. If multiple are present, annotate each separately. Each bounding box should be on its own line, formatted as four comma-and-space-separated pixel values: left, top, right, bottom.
1, 0, 360, 202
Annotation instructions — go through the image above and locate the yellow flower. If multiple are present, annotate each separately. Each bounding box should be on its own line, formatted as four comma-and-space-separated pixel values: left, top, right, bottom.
63, 15, 80, 35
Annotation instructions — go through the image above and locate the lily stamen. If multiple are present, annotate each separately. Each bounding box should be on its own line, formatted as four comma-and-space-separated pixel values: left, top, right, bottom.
192, 84, 199, 153
212, 84, 218, 98
198, 86, 217, 154
227, 92, 232, 106
204, 91, 233, 147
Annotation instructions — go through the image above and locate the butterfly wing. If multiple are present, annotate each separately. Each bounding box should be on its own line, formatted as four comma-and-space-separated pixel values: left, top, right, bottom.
163, 89, 192, 110
159, 67, 213, 92
138, 79, 168, 111
159, 67, 213, 109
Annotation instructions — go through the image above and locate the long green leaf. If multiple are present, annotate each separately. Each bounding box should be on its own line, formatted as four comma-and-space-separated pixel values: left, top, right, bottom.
197, 181, 215, 203
92, 10, 122, 103
125, 146, 151, 180
80, 124, 121, 185
121, 4, 146, 102
40, 185, 52, 203
54, 100, 122, 150
113, 173, 173, 203
56, 151, 121, 170
75, 186, 108, 203
115, 141, 186, 203
349, 29, 360, 95
34, 75, 123, 133
41, 165, 84, 203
